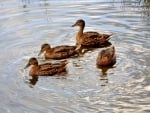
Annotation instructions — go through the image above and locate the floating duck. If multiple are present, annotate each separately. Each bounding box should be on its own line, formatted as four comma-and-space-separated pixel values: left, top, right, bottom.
24, 57, 68, 76
96, 45, 116, 67
38, 43, 80, 59
72, 19, 112, 47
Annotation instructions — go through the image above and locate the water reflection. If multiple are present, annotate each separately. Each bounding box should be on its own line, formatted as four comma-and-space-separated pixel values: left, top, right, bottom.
21, 0, 150, 7
23, 75, 38, 88
139, 0, 150, 7
29, 76, 39, 87
100, 67, 110, 79
98, 65, 116, 86
27, 70, 68, 87
22, 0, 50, 8
99, 67, 109, 86
20, 0, 150, 26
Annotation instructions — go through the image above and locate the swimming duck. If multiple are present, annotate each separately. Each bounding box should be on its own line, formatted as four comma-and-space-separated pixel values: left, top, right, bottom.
38, 43, 80, 59
96, 45, 116, 67
72, 19, 112, 47
24, 57, 68, 76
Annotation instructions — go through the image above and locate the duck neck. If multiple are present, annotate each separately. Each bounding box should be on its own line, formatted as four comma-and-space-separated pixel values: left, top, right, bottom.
45, 48, 52, 57
30, 64, 39, 75
31, 64, 39, 69
46, 47, 52, 53
77, 25, 84, 37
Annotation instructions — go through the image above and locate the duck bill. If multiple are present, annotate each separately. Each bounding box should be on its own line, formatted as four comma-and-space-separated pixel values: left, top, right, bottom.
71, 23, 76, 27
38, 50, 42, 56
24, 63, 30, 69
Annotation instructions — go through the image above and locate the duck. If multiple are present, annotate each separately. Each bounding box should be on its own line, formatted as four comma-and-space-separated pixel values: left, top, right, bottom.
38, 43, 80, 59
24, 57, 68, 76
96, 45, 116, 67
72, 19, 112, 47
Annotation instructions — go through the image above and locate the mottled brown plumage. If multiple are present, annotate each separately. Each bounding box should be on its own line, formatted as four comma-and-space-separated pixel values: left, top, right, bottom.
24, 57, 68, 76
96, 45, 116, 67
72, 19, 112, 47
38, 43, 80, 59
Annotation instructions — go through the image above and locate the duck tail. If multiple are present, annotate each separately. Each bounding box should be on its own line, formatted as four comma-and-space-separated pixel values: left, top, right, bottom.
61, 60, 68, 66
106, 33, 113, 41
75, 44, 81, 51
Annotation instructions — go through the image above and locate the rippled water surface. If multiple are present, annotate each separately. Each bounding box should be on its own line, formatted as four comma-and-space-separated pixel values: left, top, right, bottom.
0, 0, 150, 113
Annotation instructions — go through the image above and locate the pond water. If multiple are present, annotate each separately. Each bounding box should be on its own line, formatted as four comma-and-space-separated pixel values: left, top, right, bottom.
0, 0, 150, 113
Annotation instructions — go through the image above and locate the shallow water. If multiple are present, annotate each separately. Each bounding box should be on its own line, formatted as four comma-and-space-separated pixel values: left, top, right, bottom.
0, 0, 150, 113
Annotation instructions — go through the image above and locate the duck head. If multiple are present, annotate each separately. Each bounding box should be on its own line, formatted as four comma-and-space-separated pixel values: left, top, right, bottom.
38, 43, 51, 56
72, 19, 85, 28
24, 57, 38, 69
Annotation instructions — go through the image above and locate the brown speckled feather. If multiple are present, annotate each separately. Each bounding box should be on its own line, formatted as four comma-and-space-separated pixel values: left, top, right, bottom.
72, 19, 112, 47
39, 44, 78, 59
96, 45, 116, 67
25, 58, 68, 76
36, 60, 67, 76
37, 64, 67, 76
80, 32, 111, 46
53, 45, 76, 52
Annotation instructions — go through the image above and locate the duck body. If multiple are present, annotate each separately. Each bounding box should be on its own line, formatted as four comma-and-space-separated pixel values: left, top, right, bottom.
96, 45, 116, 67
77, 31, 111, 47
38, 44, 79, 59
72, 19, 112, 48
24, 57, 68, 76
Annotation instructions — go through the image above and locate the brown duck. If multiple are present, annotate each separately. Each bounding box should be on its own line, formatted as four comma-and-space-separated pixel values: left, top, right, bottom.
24, 57, 68, 76
38, 43, 80, 59
96, 45, 116, 67
72, 19, 112, 47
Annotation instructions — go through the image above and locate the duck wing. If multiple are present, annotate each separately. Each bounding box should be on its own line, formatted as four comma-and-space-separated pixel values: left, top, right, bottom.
84, 32, 111, 40
38, 60, 68, 76
39, 63, 53, 70
53, 46, 76, 53
82, 32, 111, 44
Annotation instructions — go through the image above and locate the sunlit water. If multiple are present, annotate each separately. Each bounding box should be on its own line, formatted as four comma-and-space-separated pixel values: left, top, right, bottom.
0, 0, 150, 113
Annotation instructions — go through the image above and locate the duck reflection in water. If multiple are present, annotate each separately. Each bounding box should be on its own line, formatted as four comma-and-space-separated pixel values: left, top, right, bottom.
27, 71, 68, 87
28, 76, 39, 87
99, 66, 115, 80
96, 45, 116, 84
